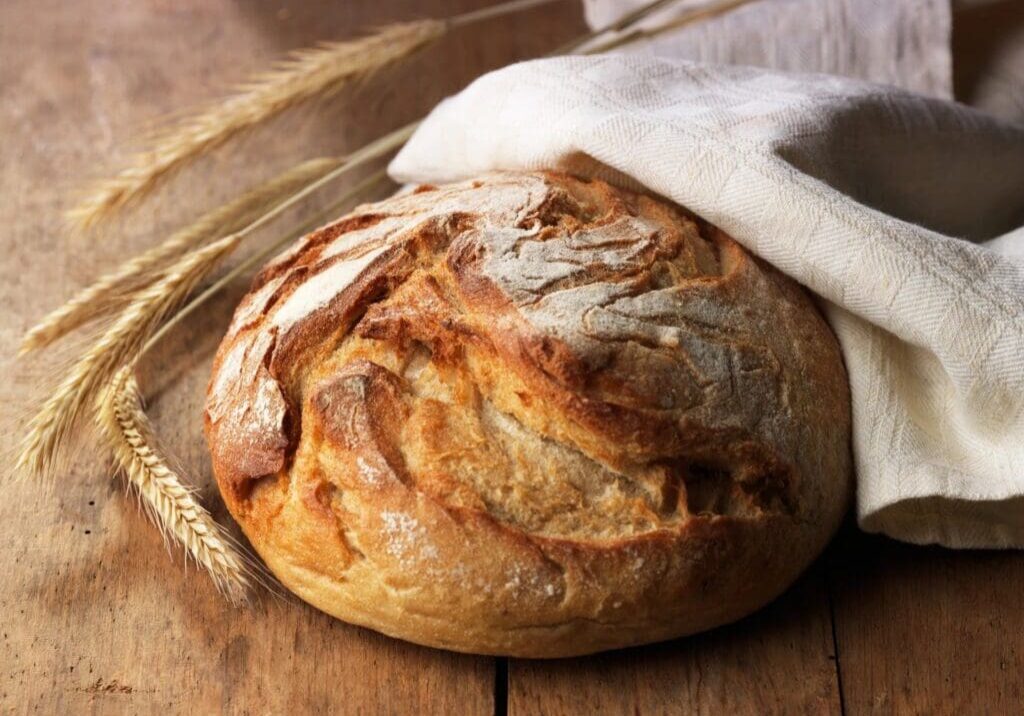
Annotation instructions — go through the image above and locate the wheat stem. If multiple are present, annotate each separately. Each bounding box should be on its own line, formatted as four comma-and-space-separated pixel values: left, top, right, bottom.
66, 0, 576, 231
16, 234, 242, 480
66, 21, 442, 230
143, 170, 391, 355
86, 174, 388, 602
585, 0, 759, 54
22, 158, 341, 354
228, 123, 416, 241
553, 0, 680, 54
18, 159, 391, 481
97, 366, 251, 602
24, 0, 712, 481
449, 0, 567, 27
28, 0, 739, 604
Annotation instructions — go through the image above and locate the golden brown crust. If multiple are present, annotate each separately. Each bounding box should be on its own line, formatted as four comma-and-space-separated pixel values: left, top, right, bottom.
204, 171, 851, 657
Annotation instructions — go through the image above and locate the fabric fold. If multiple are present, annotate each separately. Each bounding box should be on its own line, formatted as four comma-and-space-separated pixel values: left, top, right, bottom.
390, 55, 1024, 548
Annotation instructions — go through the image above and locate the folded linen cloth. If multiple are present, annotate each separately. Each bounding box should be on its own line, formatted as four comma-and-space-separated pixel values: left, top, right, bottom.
390, 55, 1024, 548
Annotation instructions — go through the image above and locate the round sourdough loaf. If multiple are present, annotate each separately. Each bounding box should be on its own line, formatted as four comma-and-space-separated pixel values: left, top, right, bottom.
205, 171, 851, 657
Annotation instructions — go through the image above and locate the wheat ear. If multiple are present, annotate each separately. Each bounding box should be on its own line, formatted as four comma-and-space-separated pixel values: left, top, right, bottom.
66, 20, 443, 230
86, 174, 391, 603
97, 366, 251, 602
15, 234, 242, 480
19, 145, 399, 481
22, 157, 340, 355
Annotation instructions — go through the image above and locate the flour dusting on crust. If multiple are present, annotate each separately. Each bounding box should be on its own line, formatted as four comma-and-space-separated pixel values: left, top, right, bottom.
203, 171, 852, 657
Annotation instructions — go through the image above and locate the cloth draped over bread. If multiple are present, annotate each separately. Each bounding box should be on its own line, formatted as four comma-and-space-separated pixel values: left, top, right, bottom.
389, 52, 1024, 549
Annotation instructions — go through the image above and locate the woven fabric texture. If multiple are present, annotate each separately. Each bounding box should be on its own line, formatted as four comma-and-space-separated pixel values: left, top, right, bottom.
391, 55, 1024, 547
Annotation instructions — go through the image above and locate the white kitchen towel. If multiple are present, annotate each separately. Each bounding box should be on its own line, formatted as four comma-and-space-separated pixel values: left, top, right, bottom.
390, 55, 1024, 548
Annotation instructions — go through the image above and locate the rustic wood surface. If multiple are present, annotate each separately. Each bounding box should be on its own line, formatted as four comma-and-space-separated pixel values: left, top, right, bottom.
2, 1, 1023, 714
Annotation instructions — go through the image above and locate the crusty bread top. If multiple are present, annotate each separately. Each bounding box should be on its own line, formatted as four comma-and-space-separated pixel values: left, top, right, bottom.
204, 171, 850, 655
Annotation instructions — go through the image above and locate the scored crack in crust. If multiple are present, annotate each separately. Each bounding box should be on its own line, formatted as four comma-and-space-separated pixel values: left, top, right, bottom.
204, 171, 852, 657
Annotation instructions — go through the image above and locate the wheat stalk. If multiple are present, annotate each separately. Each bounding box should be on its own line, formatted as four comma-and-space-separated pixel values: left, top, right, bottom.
82, 174, 389, 601
15, 233, 242, 480
142, 169, 392, 354
585, 0, 759, 53
23, 0, 700, 492
26, 0, 744, 603
66, 21, 444, 230
17, 149, 394, 480
97, 366, 251, 602
64, 0, 575, 232
22, 157, 340, 354
552, 0, 679, 53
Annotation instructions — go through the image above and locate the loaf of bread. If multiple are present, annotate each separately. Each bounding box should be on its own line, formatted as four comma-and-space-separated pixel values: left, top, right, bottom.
205, 171, 851, 657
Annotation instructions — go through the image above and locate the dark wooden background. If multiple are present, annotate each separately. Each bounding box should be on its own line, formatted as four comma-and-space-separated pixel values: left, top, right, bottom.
2, 1, 1023, 713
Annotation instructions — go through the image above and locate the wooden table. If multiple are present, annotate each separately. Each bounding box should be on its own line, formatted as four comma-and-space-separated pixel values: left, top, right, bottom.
2, 1, 1022, 713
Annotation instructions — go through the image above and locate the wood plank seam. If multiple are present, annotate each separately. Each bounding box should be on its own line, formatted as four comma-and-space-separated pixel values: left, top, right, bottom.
495, 657, 509, 716
826, 554, 848, 716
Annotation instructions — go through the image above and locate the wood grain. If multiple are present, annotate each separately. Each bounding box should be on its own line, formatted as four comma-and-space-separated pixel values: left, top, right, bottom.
0, 1, 583, 713
509, 563, 842, 716
4, 1, 1024, 714
829, 528, 1024, 714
